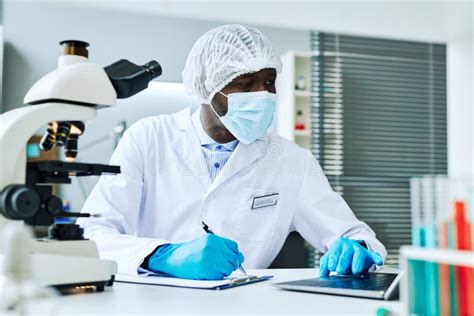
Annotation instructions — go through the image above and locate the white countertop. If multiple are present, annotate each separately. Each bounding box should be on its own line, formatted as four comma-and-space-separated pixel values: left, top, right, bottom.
31, 269, 401, 315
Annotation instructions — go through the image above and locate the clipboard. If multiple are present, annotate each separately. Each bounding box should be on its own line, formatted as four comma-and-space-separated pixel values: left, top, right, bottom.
115, 272, 273, 290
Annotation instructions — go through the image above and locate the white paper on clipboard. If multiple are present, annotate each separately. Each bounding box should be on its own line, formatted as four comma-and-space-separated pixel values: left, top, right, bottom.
115, 271, 272, 290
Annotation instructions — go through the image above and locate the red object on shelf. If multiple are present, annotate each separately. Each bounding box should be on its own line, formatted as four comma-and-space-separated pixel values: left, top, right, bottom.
438, 222, 451, 316
295, 123, 306, 130
454, 200, 474, 316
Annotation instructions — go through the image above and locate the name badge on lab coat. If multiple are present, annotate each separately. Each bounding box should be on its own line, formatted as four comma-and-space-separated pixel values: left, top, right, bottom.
251, 193, 279, 210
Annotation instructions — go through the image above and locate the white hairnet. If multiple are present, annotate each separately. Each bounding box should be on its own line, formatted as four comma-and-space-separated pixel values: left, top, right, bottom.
182, 24, 282, 103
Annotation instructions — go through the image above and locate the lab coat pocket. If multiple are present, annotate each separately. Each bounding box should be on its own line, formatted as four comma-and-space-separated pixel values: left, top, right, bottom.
231, 189, 280, 243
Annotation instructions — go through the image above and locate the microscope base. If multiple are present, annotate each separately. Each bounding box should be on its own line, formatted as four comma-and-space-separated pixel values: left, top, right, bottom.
29, 239, 117, 290
30, 253, 117, 291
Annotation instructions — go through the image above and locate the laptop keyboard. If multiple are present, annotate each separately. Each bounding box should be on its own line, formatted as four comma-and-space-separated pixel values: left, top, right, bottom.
286, 273, 398, 291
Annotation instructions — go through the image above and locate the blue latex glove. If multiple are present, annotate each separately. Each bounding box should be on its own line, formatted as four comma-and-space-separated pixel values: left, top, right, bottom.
147, 234, 245, 280
319, 238, 384, 277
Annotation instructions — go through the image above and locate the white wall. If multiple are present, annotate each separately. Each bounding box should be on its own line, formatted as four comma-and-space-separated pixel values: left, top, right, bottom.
69, 1, 469, 43
447, 33, 473, 178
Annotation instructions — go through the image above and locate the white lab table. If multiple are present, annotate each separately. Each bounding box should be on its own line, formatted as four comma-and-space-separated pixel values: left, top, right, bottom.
31, 269, 401, 315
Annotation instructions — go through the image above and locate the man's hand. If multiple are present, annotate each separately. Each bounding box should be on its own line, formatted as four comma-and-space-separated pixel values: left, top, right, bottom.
319, 238, 383, 277
147, 234, 244, 280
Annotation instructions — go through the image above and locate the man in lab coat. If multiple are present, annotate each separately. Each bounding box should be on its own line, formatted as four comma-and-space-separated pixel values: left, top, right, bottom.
79, 24, 386, 280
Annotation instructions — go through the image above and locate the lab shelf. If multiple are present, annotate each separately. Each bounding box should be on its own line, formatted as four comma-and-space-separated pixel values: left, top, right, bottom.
400, 246, 474, 267
294, 130, 312, 137
294, 90, 315, 97
276, 50, 314, 150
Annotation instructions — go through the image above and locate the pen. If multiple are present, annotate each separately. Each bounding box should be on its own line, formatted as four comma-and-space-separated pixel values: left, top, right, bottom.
201, 221, 247, 275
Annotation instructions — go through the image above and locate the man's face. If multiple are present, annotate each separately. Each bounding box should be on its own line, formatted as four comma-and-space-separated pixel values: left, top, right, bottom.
200, 68, 277, 143
211, 68, 277, 116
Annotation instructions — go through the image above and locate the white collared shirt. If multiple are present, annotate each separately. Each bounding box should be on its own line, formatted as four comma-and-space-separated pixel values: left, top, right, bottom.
191, 107, 239, 182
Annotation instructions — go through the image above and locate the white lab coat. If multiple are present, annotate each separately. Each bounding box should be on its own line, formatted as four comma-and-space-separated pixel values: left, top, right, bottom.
78, 107, 387, 275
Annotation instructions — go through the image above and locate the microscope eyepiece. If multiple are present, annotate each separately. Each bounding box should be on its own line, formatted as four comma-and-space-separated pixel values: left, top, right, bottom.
144, 60, 162, 80
104, 59, 162, 99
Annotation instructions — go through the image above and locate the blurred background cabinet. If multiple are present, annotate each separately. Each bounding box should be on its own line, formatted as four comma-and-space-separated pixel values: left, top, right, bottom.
276, 50, 315, 151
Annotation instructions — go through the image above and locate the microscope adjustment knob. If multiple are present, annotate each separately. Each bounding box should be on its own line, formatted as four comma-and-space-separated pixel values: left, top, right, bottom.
0, 185, 41, 220
46, 196, 63, 215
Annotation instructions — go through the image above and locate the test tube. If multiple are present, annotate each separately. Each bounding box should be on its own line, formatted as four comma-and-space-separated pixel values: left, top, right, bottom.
409, 177, 427, 315
450, 179, 474, 316
421, 176, 440, 316
410, 177, 423, 247
434, 176, 453, 316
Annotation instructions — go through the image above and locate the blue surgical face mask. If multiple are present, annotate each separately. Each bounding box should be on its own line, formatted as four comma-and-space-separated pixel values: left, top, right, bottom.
209, 90, 276, 144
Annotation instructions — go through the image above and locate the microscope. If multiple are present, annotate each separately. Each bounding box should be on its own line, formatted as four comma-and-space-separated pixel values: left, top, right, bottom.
0, 40, 162, 292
